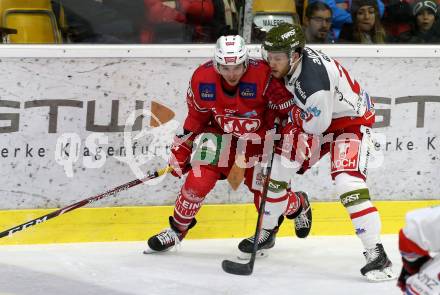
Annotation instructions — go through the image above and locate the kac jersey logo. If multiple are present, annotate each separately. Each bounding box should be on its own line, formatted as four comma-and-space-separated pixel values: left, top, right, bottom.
214, 115, 261, 136
239, 83, 257, 99
199, 83, 216, 101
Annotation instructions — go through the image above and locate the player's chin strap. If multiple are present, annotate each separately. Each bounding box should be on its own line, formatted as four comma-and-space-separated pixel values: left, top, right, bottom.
287, 53, 303, 76
261, 46, 302, 77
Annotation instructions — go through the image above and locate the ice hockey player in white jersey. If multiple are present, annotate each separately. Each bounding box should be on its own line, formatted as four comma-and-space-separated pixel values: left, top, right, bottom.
238, 22, 395, 281
398, 206, 440, 294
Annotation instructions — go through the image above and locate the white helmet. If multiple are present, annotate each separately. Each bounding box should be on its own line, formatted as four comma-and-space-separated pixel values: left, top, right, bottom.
214, 35, 249, 73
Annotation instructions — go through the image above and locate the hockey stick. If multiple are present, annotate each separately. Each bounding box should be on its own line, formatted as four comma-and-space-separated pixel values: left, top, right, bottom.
222, 123, 279, 275
0, 166, 173, 239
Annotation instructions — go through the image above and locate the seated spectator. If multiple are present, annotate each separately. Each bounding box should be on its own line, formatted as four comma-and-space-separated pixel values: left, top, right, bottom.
54, 0, 232, 43
308, 0, 385, 39
303, 1, 336, 43
381, 0, 413, 37
141, 0, 234, 43
339, 0, 388, 43
53, 0, 140, 43
140, 0, 192, 43
396, 0, 440, 43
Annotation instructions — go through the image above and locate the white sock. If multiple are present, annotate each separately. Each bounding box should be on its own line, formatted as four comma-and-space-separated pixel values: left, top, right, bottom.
346, 200, 381, 249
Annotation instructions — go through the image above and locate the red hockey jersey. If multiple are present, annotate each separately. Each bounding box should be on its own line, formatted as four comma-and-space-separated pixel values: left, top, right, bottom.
183, 59, 293, 138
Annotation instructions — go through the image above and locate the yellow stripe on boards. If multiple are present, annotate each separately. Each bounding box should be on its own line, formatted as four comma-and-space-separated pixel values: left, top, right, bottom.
0, 200, 439, 245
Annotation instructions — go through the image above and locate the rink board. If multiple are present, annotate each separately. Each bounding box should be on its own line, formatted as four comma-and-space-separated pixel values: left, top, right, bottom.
0, 45, 439, 212
0, 200, 439, 245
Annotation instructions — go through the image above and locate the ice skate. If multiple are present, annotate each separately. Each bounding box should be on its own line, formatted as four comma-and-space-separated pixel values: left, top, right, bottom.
143, 216, 196, 254
237, 227, 279, 260
361, 243, 396, 281
287, 191, 312, 238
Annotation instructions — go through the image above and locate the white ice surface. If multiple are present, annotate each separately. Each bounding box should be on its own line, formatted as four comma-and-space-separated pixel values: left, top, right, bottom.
0, 235, 402, 295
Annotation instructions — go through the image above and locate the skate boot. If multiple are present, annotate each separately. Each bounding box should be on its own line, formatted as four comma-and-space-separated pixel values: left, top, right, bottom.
237, 221, 281, 260
286, 191, 312, 238
360, 243, 395, 281
143, 216, 196, 254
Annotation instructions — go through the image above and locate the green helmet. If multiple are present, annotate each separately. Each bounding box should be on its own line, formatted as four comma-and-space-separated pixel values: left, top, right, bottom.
263, 22, 306, 55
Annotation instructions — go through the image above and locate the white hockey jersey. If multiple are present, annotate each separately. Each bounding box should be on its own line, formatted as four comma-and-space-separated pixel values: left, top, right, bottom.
402, 206, 440, 295
402, 206, 440, 255
285, 47, 374, 135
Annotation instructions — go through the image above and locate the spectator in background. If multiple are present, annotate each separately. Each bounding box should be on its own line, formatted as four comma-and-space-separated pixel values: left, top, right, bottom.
308, 0, 385, 39
53, 0, 232, 43
140, 0, 192, 43
303, 1, 336, 42
52, 0, 140, 43
381, 0, 413, 38
339, 0, 388, 43
396, 0, 440, 43
97, 0, 225, 43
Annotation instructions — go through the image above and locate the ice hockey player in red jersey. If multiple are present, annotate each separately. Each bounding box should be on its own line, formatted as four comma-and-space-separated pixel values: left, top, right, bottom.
246, 22, 395, 281
144, 35, 311, 254
397, 206, 440, 294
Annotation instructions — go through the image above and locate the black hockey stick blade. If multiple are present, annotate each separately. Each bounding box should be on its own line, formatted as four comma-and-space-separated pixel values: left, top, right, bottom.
221, 259, 253, 276
221, 122, 279, 276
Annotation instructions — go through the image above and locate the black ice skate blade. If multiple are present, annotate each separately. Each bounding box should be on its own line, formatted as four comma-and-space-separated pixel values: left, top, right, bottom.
142, 247, 171, 255
237, 250, 267, 260
221, 259, 253, 276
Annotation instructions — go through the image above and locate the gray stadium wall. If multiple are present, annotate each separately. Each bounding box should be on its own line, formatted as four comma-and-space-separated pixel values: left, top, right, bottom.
0, 45, 438, 209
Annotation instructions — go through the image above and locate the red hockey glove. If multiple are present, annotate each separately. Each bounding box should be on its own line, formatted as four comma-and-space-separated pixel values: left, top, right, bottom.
397, 255, 431, 291
397, 266, 410, 291
169, 132, 196, 178
279, 122, 315, 162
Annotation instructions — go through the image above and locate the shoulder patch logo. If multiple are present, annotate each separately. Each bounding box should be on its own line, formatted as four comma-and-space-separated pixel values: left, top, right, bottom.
239, 82, 257, 99
199, 83, 216, 101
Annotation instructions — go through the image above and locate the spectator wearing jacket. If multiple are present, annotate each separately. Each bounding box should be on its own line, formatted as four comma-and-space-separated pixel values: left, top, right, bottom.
303, 1, 337, 42
396, 0, 440, 43
339, 0, 388, 43
308, 0, 385, 38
